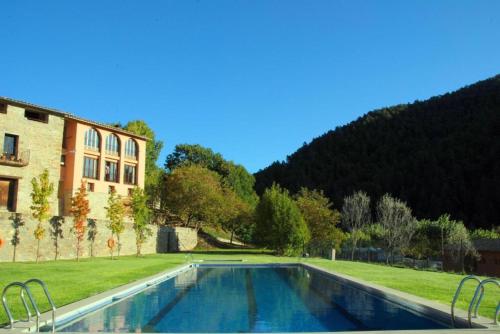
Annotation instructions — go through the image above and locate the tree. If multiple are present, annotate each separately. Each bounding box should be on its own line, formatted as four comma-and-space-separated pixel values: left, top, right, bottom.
123, 120, 164, 201
408, 219, 441, 261
255, 184, 310, 256
30, 169, 54, 263
471, 228, 500, 240
165, 144, 258, 207
130, 187, 152, 256
295, 188, 345, 253
220, 188, 253, 244
447, 221, 477, 272
436, 214, 454, 259
106, 189, 125, 259
341, 191, 371, 260
70, 181, 91, 261
164, 165, 226, 229
376, 194, 417, 264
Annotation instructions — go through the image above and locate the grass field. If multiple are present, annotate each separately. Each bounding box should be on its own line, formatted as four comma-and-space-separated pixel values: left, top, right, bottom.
1, 251, 498, 326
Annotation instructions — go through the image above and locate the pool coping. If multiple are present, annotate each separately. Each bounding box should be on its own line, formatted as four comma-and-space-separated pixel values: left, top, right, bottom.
0, 261, 497, 333
301, 263, 497, 330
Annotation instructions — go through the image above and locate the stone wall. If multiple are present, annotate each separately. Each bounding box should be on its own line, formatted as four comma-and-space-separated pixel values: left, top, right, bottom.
0, 212, 159, 262
156, 226, 198, 252
0, 212, 198, 262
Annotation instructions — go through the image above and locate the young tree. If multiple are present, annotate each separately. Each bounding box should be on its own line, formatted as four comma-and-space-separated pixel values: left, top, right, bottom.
447, 220, 477, 273
130, 187, 152, 256
255, 184, 310, 256
70, 181, 91, 261
436, 214, 454, 259
164, 165, 226, 229
341, 191, 371, 260
106, 189, 125, 259
30, 169, 54, 262
376, 194, 417, 264
295, 188, 345, 253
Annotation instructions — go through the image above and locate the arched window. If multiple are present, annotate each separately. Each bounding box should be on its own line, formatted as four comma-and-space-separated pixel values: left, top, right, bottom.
84, 128, 100, 151
105, 134, 120, 156
125, 139, 138, 159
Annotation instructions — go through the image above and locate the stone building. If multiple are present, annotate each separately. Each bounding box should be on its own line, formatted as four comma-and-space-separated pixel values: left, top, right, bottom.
0, 97, 199, 262
0, 97, 147, 219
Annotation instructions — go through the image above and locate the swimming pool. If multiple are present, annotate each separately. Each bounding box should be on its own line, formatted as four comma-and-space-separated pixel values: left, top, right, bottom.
50, 264, 458, 333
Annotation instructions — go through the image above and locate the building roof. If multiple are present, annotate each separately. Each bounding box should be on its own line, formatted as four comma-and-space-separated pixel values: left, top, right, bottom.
0, 96, 149, 141
473, 239, 500, 252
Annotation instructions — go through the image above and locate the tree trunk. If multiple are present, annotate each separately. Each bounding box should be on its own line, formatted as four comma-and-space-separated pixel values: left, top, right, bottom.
12, 246, 16, 263
76, 238, 80, 262
136, 236, 141, 257
117, 234, 121, 257
441, 227, 445, 260
36, 239, 40, 263
351, 239, 357, 261
460, 241, 465, 273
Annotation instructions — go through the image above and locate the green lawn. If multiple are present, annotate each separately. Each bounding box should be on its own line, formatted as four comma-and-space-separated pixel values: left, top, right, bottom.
1, 252, 498, 326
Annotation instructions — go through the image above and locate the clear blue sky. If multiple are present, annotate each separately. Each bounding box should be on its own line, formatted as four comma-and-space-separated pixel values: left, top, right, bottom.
1, 1, 499, 173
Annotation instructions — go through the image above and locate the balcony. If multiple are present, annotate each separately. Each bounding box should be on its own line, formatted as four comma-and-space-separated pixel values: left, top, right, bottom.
0, 150, 30, 167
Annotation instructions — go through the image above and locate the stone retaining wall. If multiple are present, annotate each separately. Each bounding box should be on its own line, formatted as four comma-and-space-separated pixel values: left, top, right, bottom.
0, 213, 198, 262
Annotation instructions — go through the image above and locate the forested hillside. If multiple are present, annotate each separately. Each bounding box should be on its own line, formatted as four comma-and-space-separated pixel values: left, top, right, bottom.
255, 75, 500, 229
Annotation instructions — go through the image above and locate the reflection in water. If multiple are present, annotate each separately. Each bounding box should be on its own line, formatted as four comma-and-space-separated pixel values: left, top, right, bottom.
56, 266, 447, 333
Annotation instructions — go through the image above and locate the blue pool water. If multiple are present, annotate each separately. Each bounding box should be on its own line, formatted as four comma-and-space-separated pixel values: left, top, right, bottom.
57, 265, 449, 332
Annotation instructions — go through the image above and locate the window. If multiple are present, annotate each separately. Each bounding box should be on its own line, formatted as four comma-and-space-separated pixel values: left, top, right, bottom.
3, 134, 18, 157
105, 134, 120, 156
125, 139, 137, 159
0, 178, 17, 211
86, 182, 94, 192
124, 164, 137, 184
108, 185, 115, 194
83, 156, 99, 179
84, 128, 100, 151
0, 103, 6, 114
105, 161, 119, 182
25, 110, 48, 123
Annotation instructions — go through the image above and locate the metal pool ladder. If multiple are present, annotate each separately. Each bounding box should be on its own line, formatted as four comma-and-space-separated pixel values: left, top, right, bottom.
466, 278, 500, 328
1, 279, 57, 333
451, 275, 500, 328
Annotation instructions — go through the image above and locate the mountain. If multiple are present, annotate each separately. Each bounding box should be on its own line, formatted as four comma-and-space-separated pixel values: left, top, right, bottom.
255, 75, 500, 229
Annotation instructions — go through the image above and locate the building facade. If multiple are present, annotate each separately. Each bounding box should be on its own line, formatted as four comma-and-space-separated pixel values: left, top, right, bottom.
0, 97, 147, 220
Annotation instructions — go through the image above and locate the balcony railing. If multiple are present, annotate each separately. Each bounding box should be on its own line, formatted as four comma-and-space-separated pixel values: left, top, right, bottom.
0, 150, 30, 167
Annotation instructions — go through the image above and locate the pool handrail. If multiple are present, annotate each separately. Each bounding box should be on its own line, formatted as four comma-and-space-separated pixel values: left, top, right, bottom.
21, 278, 57, 333
467, 278, 499, 327
451, 275, 482, 327
1, 281, 40, 331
